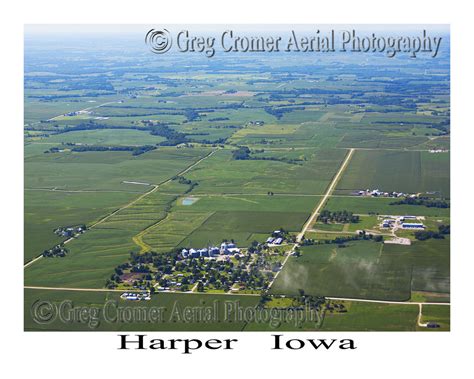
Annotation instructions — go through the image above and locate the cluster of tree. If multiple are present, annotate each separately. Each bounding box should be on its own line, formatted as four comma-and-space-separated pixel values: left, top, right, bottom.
173, 175, 199, 193
49, 121, 143, 135
31, 91, 117, 101
251, 156, 304, 165
264, 106, 304, 120
414, 224, 450, 241
150, 124, 189, 146
53, 224, 86, 237
390, 197, 449, 208
46, 144, 157, 156
42, 244, 68, 258
197, 137, 229, 145
57, 78, 114, 92
209, 124, 239, 129
184, 109, 201, 122
301, 232, 382, 246
232, 146, 251, 160
317, 210, 360, 224
231, 146, 303, 165
208, 117, 230, 122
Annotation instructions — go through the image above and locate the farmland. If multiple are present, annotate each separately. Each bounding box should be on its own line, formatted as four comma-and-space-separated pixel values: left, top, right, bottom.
271, 238, 449, 301
24, 29, 450, 331
336, 150, 450, 197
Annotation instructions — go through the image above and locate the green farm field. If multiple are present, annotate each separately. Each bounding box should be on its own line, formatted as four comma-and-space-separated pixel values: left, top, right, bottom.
185, 148, 347, 195
38, 129, 166, 146
336, 150, 450, 197
271, 238, 449, 301
324, 196, 450, 217
24, 190, 138, 262
321, 301, 420, 331
25, 147, 211, 192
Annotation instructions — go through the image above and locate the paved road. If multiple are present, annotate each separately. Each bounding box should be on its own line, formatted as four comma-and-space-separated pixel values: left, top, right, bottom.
47, 101, 120, 121
326, 296, 450, 306
24, 286, 260, 296
25, 100, 123, 128
267, 148, 355, 290
23, 286, 450, 305
296, 148, 355, 243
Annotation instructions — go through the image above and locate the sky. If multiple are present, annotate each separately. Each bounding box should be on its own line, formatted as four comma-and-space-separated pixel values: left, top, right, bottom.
25, 24, 450, 37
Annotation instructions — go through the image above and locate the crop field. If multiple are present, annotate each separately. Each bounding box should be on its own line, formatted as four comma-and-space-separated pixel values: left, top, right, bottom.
336, 150, 450, 197
271, 241, 413, 301
178, 210, 309, 248
40, 129, 167, 146
25, 148, 210, 192
271, 238, 449, 301
24, 190, 138, 262
175, 194, 322, 213
321, 301, 420, 331
23, 30, 450, 331
185, 148, 346, 195
418, 305, 450, 331
25, 187, 191, 288
324, 196, 450, 217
